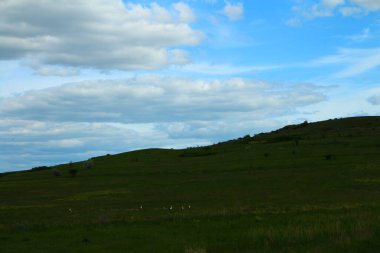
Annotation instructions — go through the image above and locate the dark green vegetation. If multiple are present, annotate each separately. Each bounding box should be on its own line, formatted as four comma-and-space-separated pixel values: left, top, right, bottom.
1, 116, 380, 252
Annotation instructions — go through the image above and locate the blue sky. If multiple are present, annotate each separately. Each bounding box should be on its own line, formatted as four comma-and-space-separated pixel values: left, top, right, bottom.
1, 0, 380, 172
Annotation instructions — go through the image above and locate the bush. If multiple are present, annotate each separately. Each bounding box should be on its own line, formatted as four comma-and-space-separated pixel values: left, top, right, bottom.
69, 168, 78, 177
31, 166, 49, 172
83, 159, 94, 170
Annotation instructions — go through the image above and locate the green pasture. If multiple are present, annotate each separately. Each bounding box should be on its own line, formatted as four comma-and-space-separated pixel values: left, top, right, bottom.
1, 116, 380, 252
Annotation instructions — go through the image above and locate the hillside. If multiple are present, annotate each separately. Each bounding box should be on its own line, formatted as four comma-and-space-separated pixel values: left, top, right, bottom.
1, 116, 380, 253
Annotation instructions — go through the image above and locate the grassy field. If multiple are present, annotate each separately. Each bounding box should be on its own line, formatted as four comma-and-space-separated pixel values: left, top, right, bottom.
1, 116, 380, 252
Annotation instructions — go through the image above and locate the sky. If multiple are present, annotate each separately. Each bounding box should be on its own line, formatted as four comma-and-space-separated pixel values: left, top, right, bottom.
1, 0, 380, 172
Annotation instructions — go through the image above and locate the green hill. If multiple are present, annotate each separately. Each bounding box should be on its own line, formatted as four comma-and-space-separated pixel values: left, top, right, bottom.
1, 116, 380, 252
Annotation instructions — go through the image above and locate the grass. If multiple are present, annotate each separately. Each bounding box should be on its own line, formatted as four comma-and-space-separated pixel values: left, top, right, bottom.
1, 116, 380, 252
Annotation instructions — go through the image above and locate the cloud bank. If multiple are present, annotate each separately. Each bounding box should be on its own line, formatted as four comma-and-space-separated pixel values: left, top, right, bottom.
0, 76, 326, 123
0, 76, 327, 171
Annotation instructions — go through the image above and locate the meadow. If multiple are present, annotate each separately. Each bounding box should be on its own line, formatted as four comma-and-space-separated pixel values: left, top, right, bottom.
1, 116, 380, 252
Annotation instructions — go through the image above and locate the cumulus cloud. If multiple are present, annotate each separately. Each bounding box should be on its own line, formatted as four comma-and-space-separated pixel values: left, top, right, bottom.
174, 2, 196, 23
0, 0, 202, 72
222, 2, 244, 21
0, 76, 327, 171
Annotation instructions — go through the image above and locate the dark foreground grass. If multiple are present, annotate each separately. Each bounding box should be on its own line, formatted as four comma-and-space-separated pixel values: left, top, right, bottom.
2, 206, 380, 253
1, 116, 380, 252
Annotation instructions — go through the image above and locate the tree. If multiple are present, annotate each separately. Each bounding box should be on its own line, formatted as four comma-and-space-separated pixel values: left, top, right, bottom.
83, 159, 94, 170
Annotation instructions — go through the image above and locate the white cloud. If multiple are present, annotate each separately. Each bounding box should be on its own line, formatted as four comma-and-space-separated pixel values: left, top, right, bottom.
174, 2, 196, 23
222, 2, 244, 21
0, 76, 326, 124
178, 62, 287, 75
339, 6, 363, 15
0, 76, 327, 171
292, 85, 380, 124
291, 0, 380, 20
0, 0, 202, 71
298, 0, 345, 19
177, 62, 253, 75
323, 0, 346, 8
311, 47, 380, 78
30, 65, 80, 77
350, 0, 380, 11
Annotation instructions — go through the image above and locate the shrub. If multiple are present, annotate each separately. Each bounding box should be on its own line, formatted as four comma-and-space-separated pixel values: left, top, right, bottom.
300, 120, 308, 127
31, 166, 49, 172
83, 159, 94, 170
69, 168, 78, 177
